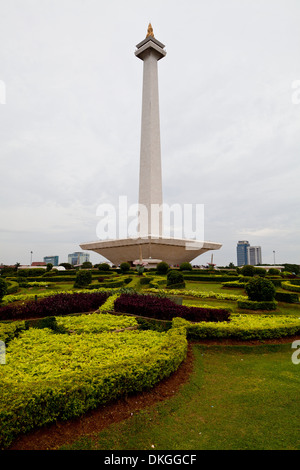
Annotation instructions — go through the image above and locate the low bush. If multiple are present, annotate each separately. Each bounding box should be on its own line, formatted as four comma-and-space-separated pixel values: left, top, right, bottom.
0, 279, 7, 301
254, 267, 266, 277
268, 268, 281, 276
237, 300, 277, 311
114, 293, 230, 322
0, 292, 109, 321
74, 271, 92, 288
156, 262, 169, 274
275, 292, 299, 303
145, 288, 248, 302
120, 262, 131, 274
173, 314, 300, 341
245, 277, 276, 301
222, 281, 245, 288
0, 323, 187, 449
282, 281, 300, 293
240, 265, 256, 277
179, 262, 192, 271
97, 263, 111, 271
98, 293, 121, 313
56, 311, 137, 334
167, 270, 185, 289
5, 280, 19, 295
183, 275, 240, 282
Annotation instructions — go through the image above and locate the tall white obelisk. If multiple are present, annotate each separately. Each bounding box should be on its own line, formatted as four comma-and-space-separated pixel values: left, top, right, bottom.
135, 24, 166, 238
80, 26, 222, 266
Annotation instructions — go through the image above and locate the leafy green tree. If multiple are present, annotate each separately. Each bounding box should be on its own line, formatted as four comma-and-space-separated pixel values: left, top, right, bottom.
46, 263, 53, 272
59, 263, 73, 270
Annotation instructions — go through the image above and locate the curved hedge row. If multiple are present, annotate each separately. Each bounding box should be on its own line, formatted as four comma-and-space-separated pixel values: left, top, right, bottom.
173, 314, 300, 340
114, 293, 230, 322
282, 281, 300, 293
0, 292, 109, 321
0, 322, 187, 449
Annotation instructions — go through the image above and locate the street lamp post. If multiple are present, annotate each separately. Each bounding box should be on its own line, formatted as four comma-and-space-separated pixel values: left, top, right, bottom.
273, 250, 276, 266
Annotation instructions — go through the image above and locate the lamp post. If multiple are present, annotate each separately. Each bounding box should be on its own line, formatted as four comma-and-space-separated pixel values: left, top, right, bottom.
30, 251, 33, 266
273, 250, 276, 266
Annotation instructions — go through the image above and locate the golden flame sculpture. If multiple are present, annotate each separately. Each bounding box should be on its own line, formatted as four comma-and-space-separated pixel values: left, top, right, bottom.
146, 23, 154, 38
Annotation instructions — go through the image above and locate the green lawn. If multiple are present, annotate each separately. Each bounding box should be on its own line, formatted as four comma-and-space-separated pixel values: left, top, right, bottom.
61, 343, 300, 450
185, 281, 246, 296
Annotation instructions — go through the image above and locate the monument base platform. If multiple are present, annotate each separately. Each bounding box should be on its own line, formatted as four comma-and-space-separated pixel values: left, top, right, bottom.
80, 236, 222, 266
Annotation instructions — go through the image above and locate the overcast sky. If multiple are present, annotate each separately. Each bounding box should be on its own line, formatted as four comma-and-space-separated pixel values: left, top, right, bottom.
0, 0, 299, 267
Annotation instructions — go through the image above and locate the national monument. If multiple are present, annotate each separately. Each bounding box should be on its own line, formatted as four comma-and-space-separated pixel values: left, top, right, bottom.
80, 25, 222, 266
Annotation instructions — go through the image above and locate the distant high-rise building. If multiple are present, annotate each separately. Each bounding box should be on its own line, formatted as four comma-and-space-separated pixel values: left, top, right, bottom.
247, 246, 262, 266
68, 252, 90, 266
236, 241, 262, 266
43, 256, 59, 266
237, 241, 250, 266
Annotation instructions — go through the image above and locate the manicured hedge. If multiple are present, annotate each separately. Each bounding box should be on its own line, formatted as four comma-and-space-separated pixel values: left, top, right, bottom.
0, 324, 187, 449
282, 281, 300, 293
237, 300, 277, 311
0, 292, 109, 321
114, 293, 230, 322
183, 275, 240, 282
275, 292, 299, 303
173, 314, 300, 341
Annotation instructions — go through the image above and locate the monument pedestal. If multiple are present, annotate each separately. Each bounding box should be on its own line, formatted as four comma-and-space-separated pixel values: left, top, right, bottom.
80, 236, 221, 267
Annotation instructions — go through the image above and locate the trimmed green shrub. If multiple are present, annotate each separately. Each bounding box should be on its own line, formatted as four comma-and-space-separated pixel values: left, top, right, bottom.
241, 265, 256, 277
73, 270, 92, 288
173, 314, 300, 341
268, 268, 280, 276
120, 262, 130, 274
139, 276, 151, 285
5, 280, 19, 295
254, 267, 266, 277
156, 262, 169, 274
183, 275, 240, 282
179, 262, 192, 271
282, 281, 300, 293
0, 279, 7, 301
167, 270, 185, 289
97, 263, 110, 271
275, 292, 299, 303
245, 277, 276, 301
237, 300, 277, 310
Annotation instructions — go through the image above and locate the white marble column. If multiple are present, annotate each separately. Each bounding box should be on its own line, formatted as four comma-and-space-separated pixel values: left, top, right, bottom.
135, 27, 166, 238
